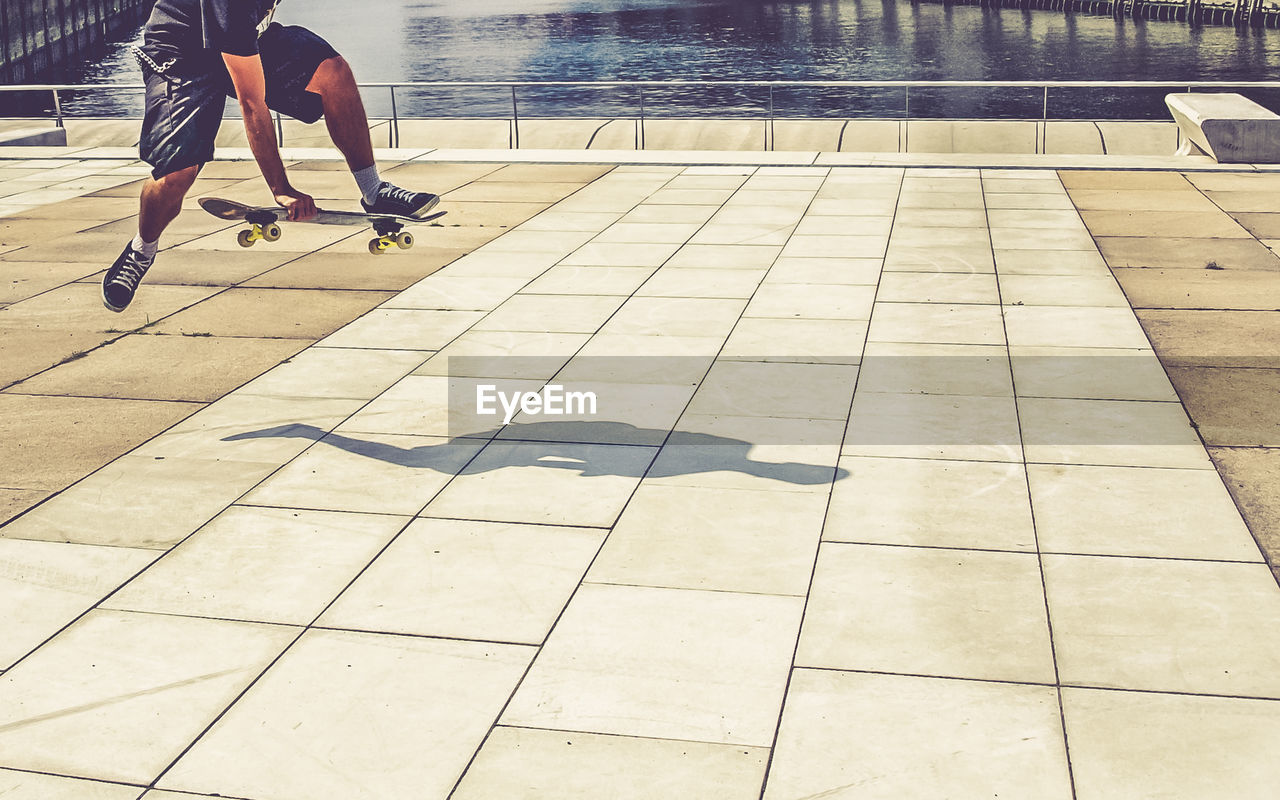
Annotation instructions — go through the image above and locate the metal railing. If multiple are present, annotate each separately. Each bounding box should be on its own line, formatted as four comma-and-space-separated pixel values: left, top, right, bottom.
3, 79, 1280, 151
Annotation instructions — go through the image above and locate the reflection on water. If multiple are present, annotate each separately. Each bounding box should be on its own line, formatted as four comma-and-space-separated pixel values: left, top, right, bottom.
36, 0, 1280, 119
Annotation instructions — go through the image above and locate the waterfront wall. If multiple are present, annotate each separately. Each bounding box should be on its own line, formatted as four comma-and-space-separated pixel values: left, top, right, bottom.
922, 0, 1280, 27
1, 0, 153, 83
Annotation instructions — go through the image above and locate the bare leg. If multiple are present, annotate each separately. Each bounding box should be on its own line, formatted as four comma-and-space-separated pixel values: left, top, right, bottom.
138, 164, 200, 242
306, 56, 376, 172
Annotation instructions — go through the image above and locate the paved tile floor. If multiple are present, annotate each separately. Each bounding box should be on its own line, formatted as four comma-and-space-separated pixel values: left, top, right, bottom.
1, 157, 1279, 799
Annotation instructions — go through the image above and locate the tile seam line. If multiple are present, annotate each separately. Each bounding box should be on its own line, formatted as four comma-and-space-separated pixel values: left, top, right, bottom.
817, 539, 1268, 565
498, 720, 773, 750
1006, 168, 1078, 799
754, 166, 903, 800
441, 165, 785, 800
794, 665, 1280, 703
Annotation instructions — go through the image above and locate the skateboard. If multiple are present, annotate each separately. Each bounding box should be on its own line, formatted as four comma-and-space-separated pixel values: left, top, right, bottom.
198, 196, 447, 254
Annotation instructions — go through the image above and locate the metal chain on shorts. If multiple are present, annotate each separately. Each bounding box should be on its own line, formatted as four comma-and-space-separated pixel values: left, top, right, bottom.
132, 46, 176, 76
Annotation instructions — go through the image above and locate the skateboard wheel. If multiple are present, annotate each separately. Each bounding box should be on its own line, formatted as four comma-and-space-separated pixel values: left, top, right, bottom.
368, 238, 385, 255
263, 223, 282, 242
237, 229, 255, 248
395, 232, 414, 250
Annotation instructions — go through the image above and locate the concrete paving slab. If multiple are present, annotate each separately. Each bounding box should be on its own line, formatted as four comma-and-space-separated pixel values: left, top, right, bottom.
159, 629, 533, 800
844, 392, 1022, 463
858, 341, 1012, 396
0, 283, 216, 336
503, 582, 802, 746
150, 287, 395, 339
1028, 463, 1262, 561
0, 609, 296, 784
1079, 209, 1253, 240
0, 538, 158, 670
825, 456, 1034, 551
1063, 688, 1280, 800
1045, 555, 1280, 697
1095, 236, 1280, 270
1166, 366, 1280, 447
104, 506, 403, 625
320, 517, 602, 644
1009, 346, 1176, 401
242, 248, 466, 291
8, 333, 307, 402
868, 302, 1006, 345
797, 543, 1055, 683
0, 394, 196, 492
1135, 309, 1280, 366
113, 247, 300, 287
1058, 170, 1191, 190
0, 261, 101, 304
588, 484, 827, 596
1227, 212, 1280, 239
765, 670, 1072, 800
0, 327, 120, 389
0, 488, 47, 526
1114, 267, 1280, 310
1065, 189, 1220, 213
453, 727, 768, 800
1208, 446, 1280, 575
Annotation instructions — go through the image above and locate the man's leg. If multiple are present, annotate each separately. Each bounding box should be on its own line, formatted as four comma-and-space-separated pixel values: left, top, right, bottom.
106, 65, 221, 312
305, 56, 375, 173
139, 164, 201, 242
260, 26, 439, 217
103, 163, 200, 312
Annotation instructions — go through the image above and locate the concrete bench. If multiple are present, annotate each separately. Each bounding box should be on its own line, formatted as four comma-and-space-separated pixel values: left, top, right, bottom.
1166, 93, 1280, 164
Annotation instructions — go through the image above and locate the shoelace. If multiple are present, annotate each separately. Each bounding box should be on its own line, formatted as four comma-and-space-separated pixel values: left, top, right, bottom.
380, 185, 420, 205
109, 251, 151, 289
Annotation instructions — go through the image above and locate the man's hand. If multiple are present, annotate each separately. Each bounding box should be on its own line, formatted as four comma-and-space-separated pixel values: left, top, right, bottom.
275, 188, 317, 221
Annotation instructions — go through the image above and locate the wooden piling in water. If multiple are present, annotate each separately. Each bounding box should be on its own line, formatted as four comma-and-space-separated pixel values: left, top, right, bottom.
1, 0, 154, 83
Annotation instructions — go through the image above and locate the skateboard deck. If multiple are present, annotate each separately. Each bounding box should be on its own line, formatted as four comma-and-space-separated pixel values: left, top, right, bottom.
198, 196, 447, 254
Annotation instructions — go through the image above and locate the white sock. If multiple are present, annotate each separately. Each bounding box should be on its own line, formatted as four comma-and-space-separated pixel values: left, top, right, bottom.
131, 234, 158, 261
354, 165, 383, 204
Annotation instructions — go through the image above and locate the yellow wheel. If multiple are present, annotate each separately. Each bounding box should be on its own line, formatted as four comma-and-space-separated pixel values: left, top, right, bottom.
237, 229, 255, 248
263, 223, 282, 242
395, 231, 414, 250
368, 238, 386, 255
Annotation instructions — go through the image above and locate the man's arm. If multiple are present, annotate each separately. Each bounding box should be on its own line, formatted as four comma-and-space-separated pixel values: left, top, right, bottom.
222, 52, 316, 221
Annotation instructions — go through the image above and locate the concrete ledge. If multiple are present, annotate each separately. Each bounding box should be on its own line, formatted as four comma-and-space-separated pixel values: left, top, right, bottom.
0, 127, 68, 146
1167, 93, 1280, 164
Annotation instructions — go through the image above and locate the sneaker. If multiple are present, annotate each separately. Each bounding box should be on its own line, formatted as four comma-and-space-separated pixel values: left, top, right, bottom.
362, 183, 440, 218
101, 243, 154, 312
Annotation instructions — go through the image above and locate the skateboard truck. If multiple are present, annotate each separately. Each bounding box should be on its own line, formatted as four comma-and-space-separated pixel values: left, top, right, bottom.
237, 210, 283, 248
369, 219, 414, 255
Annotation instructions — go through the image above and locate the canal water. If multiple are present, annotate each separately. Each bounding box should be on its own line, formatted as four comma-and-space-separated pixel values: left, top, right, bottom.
34, 0, 1280, 120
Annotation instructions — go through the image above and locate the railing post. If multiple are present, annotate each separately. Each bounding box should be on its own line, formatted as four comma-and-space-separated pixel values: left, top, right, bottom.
1041, 85, 1049, 154
767, 84, 775, 151
389, 86, 399, 148
511, 86, 520, 149
638, 86, 646, 150
274, 111, 283, 146
903, 86, 910, 153
53, 89, 64, 128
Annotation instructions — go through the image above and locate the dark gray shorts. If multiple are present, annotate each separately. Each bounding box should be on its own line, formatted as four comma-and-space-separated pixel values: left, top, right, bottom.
139, 24, 340, 179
